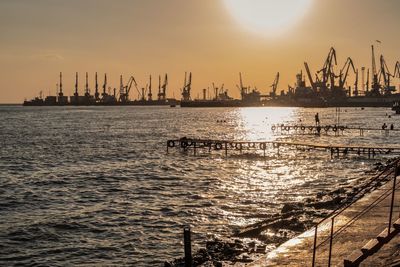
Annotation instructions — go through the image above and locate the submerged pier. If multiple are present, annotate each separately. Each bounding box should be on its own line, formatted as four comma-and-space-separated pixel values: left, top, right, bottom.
167, 138, 400, 158
271, 124, 399, 136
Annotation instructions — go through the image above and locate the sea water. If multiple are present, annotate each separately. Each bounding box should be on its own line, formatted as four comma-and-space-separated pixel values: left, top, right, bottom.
0, 106, 398, 266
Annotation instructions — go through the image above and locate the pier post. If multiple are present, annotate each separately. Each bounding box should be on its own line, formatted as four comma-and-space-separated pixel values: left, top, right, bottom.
193, 142, 196, 156
263, 144, 266, 157
183, 226, 192, 267
225, 142, 228, 157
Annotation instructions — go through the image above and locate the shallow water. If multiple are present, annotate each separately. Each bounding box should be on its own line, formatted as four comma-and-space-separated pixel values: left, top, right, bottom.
0, 106, 399, 266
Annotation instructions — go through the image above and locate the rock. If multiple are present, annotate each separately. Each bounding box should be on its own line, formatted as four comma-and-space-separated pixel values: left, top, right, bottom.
281, 203, 304, 214
256, 244, 267, 253
198, 260, 214, 267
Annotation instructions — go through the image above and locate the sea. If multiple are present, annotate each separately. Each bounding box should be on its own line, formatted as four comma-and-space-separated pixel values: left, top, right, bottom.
0, 105, 399, 266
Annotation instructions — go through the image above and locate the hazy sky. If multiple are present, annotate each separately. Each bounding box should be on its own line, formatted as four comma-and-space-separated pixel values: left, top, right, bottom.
1, 0, 400, 103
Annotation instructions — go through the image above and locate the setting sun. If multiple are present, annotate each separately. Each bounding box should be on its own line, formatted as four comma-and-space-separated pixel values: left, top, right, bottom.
222, 0, 313, 36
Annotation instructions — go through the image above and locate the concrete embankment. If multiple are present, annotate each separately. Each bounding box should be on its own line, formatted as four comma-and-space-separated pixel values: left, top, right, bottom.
247, 161, 400, 267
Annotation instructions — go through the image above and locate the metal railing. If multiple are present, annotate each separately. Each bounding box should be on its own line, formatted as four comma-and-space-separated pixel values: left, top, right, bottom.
311, 159, 400, 266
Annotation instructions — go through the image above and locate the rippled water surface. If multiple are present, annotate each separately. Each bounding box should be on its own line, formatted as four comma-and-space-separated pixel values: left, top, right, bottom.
0, 106, 399, 266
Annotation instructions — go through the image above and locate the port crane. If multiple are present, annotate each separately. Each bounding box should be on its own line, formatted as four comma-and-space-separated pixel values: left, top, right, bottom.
304, 62, 317, 92
147, 75, 153, 101
369, 45, 381, 96
158, 75, 161, 100
159, 74, 168, 100
74, 72, 79, 99
130, 76, 146, 101
394, 62, 400, 94
181, 72, 192, 101
58, 72, 64, 98
157, 74, 168, 101
85, 72, 90, 97
378, 55, 396, 95
338, 57, 356, 89
238, 72, 247, 98
317, 47, 337, 89
94, 72, 100, 101
270, 72, 280, 98
353, 69, 359, 96
119, 75, 126, 102
157, 75, 168, 101
119, 75, 135, 103
102, 74, 107, 99
394, 62, 400, 78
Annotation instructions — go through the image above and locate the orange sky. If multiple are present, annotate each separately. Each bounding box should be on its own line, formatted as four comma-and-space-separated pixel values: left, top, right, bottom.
1, 0, 400, 103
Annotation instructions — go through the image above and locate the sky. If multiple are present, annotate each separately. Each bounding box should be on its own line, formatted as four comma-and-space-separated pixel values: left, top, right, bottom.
1, 0, 400, 103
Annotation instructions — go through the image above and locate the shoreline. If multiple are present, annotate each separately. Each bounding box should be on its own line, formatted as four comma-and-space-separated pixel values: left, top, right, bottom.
165, 158, 398, 267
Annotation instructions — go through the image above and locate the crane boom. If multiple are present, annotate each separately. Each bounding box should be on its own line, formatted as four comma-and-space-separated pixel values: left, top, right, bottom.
394, 62, 400, 78
162, 74, 168, 99
371, 45, 377, 76
304, 62, 316, 91
270, 72, 280, 98
339, 57, 356, 88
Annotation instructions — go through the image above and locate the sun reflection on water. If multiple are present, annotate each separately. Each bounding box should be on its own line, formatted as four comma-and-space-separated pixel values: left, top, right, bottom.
236, 107, 297, 141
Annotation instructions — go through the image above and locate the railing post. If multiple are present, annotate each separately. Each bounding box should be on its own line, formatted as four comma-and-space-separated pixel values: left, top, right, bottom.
183, 226, 192, 267
328, 217, 334, 267
388, 165, 398, 233
312, 225, 318, 267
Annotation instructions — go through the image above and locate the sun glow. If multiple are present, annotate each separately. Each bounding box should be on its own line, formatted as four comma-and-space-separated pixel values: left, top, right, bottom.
223, 0, 313, 36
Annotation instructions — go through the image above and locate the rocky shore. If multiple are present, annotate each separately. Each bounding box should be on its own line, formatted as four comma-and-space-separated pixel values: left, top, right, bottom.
165, 158, 398, 267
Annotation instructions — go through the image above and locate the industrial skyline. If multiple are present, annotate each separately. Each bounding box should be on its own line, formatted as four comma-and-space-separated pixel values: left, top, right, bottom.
1, 0, 400, 103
